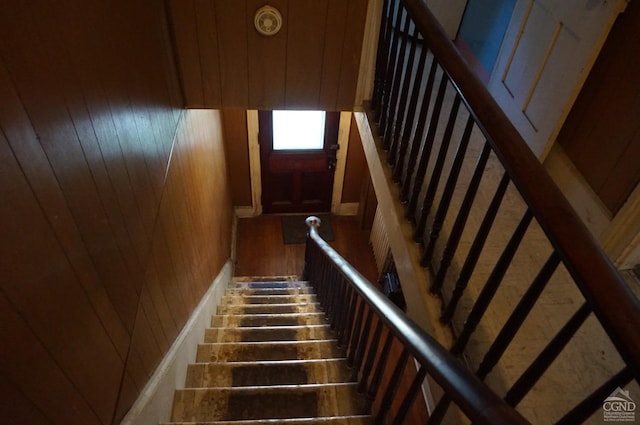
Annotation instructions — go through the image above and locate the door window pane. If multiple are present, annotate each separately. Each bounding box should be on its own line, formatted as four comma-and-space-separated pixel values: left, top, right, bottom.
273, 110, 326, 150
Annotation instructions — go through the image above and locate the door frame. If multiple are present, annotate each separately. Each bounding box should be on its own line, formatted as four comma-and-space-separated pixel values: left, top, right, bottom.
245, 110, 353, 217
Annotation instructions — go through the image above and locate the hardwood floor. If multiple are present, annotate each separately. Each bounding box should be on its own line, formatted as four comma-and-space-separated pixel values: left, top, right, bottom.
234, 214, 379, 284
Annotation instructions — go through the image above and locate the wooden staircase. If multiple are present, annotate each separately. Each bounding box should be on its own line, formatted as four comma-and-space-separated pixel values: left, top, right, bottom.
164, 277, 372, 425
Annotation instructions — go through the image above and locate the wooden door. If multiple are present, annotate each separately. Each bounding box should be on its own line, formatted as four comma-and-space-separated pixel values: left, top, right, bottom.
488, 0, 627, 158
259, 110, 339, 214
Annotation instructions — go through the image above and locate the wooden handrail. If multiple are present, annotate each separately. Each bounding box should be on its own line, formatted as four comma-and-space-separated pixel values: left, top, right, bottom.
400, 0, 640, 377
304, 217, 530, 425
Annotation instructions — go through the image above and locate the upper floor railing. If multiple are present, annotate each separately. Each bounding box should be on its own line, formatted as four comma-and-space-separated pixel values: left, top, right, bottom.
364, 0, 640, 423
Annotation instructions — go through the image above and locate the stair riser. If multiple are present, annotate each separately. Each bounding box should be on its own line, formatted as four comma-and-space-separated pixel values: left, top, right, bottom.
196, 341, 343, 362
221, 294, 318, 305
211, 313, 328, 327
171, 384, 366, 422
186, 359, 353, 387
205, 325, 334, 342
225, 287, 314, 296
217, 303, 322, 315
230, 281, 310, 290
162, 417, 372, 425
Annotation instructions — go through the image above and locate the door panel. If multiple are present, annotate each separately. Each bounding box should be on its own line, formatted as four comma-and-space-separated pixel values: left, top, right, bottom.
259, 110, 339, 213
489, 0, 626, 158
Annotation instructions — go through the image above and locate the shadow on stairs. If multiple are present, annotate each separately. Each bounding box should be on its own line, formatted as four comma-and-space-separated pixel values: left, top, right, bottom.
163, 276, 372, 425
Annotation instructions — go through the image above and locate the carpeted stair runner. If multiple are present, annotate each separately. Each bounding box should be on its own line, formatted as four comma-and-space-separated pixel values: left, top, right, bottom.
163, 277, 371, 425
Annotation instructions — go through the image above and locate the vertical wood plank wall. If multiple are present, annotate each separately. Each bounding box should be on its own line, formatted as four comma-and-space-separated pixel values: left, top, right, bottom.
342, 114, 368, 202
0, 1, 233, 424
168, 0, 369, 111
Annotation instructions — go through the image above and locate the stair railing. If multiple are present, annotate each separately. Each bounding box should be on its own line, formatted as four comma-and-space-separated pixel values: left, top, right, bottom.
303, 216, 530, 425
366, 0, 640, 423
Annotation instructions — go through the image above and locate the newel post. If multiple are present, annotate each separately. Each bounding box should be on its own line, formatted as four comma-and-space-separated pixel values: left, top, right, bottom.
302, 216, 322, 280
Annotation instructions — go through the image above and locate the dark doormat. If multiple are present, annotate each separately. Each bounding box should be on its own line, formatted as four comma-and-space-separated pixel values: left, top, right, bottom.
281, 214, 334, 244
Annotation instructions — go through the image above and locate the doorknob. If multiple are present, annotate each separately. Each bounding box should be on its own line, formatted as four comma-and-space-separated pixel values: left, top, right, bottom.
327, 157, 337, 170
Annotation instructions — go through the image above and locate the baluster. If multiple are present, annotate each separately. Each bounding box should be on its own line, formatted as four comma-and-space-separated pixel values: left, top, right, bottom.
347, 297, 367, 366
352, 308, 374, 382
381, 7, 412, 149
316, 253, 329, 306
432, 141, 491, 291
426, 395, 450, 425
358, 318, 384, 391
338, 282, 356, 348
400, 58, 437, 200
327, 267, 340, 326
440, 173, 510, 320
406, 73, 449, 220
372, 0, 392, 114
391, 365, 428, 425
375, 348, 410, 425
413, 94, 463, 242
476, 252, 561, 379
366, 330, 395, 409
450, 209, 534, 356
504, 302, 592, 407
557, 367, 633, 425
393, 42, 429, 182
421, 115, 474, 265
387, 24, 419, 163
378, 2, 405, 137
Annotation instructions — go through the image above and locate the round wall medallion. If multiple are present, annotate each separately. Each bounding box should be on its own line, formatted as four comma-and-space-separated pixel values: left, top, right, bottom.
254, 5, 282, 36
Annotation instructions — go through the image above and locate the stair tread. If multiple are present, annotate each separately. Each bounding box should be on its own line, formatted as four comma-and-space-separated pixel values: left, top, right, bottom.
186, 359, 353, 387
196, 340, 344, 362
211, 313, 327, 328
225, 288, 315, 295
221, 295, 318, 304
204, 325, 334, 342
162, 414, 373, 424
172, 384, 367, 422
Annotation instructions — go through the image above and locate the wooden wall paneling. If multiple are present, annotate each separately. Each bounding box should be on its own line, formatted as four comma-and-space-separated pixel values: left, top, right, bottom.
39, 0, 149, 283
152, 225, 190, 329
159, 195, 198, 314
247, 0, 289, 109
144, 255, 180, 343
0, 63, 133, 361
0, 293, 102, 424
600, 135, 640, 212
140, 283, 170, 353
166, 120, 205, 302
0, 373, 50, 425
336, 0, 369, 110
109, 0, 173, 204
168, 0, 204, 106
342, 114, 367, 202
195, 0, 222, 107
112, 371, 139, 424
2, 0, 148, 334
128, 300, 164, 381
285, 0, 328, 108
0, 133, 122, 424
319, 0, 350, 110
215, 0, 250, 108
222, 109, 253, 206
175, 121, 209, 296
